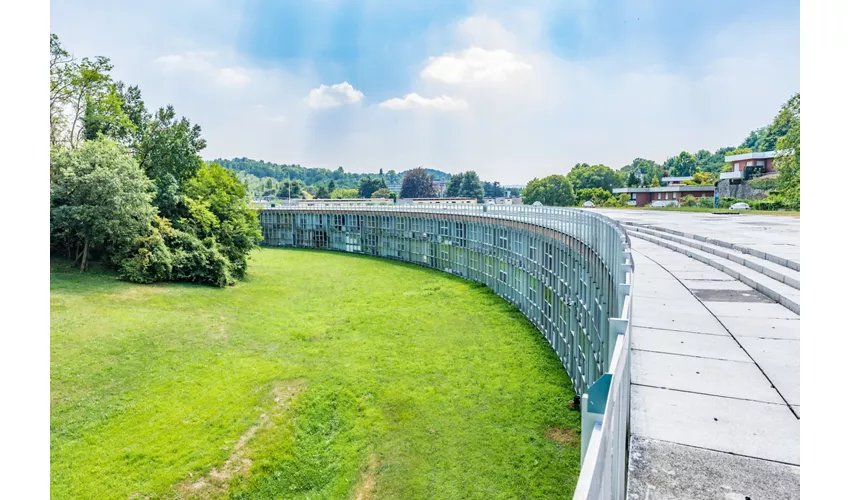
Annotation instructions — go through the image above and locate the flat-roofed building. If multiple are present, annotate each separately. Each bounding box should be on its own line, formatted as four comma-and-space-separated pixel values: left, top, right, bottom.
612, 185, 715, 207
721, 150, 792, 180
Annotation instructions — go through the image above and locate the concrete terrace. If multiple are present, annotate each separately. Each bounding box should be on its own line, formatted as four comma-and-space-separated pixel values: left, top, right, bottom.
597, 210, 801, 499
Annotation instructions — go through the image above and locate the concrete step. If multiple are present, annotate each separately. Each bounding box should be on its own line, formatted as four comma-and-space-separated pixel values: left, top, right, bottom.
621, 221, 800, 272
627, 230, 800, 315
625, 225, 800, 290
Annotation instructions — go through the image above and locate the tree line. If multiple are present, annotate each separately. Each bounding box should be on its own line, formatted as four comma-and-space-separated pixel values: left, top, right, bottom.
522, 92, 801, 210
50, 34, 262, 286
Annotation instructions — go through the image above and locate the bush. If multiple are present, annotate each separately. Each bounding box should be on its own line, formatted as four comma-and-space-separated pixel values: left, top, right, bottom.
748, 177, 778, 191
697, 196, 715, 208
680, 195, 698, 207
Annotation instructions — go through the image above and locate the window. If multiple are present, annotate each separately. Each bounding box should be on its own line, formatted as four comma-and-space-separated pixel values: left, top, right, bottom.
672, 192, 677, 199
499, 262, 508, 283
734, 162, 740, 171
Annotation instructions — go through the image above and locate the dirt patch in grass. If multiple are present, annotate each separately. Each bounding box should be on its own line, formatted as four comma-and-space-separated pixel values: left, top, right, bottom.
351, 453, 379, 500
546, 426, 578, 446
176, 380, 304, 499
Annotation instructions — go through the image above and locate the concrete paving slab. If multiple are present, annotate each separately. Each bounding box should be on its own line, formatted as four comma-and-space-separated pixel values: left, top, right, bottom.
718, 316, 800, 340
652, 270, 735, 281
680, 279, 752, 291
691, 288, 773, 303
631, 326, 748, 361
738, 337, 800, 406
630, 385, 800, 465
707, 302, 799, 319
632, 296, 728, 335
627, 436, 800, 500
632, 350, 782, 404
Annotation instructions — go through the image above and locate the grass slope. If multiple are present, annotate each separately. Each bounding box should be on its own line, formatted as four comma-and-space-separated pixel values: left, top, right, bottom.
51, 248, 581, 499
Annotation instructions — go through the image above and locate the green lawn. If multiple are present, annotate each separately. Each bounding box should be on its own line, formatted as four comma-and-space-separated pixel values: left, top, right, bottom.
51, 248, 581, 500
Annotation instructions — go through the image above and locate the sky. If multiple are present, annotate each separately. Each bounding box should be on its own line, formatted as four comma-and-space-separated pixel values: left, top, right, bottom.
50, 0, 800, 184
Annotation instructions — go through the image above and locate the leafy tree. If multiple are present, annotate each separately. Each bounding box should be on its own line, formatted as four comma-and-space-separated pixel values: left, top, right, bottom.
371, 188, 391, 199
774, 93, 800, 209
327, 180, 336, 192
315, 185, 330, 199
276, 179, 303, 199
522, 175, 575, 206
668, 151, 698, 177
757, 98, 798, 152
50, 138, 156, 271
446, 171, 485, 201
483, 181, 506, 198
331, 188, 358, 199
575, 188, 614, 205
400, 167, 437, 198
134, 105, 207, 218
567, 163, 623, 192
626, 171, 639, 187
358, 176, 387, 198
50, 34, 119, 149
179, 163, 262, 280
650, 175, 661, 187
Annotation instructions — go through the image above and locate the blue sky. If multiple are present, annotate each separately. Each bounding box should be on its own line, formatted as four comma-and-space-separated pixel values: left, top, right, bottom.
50, 0, 800, 183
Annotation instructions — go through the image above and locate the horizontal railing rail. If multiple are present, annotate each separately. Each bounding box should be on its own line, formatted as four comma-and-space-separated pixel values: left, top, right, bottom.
257, 204, 633, 500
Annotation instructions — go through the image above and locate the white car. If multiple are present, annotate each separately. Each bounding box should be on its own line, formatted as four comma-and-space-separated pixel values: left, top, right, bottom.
582, 200, 595, 208
730, 202, 751, 210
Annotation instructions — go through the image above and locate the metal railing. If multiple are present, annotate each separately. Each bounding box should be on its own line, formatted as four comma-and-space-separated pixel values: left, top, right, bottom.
257, 204, 633, 499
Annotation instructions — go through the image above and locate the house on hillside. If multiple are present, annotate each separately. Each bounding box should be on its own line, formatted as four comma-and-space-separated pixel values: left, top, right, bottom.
721, 150, 792, 180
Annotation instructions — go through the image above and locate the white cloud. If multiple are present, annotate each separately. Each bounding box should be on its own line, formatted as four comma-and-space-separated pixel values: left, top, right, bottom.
421, 47, 532, 84
152, 50, 217, 72
216, 67, 251, 86
304, 82, 364, 109
379, 93, 468, 111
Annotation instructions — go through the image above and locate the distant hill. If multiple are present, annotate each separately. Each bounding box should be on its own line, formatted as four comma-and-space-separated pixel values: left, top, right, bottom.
212, 157, 452, 189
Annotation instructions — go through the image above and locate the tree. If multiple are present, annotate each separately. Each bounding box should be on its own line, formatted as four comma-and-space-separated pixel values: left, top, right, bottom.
774, 93, 800, 209
483, 181, 506, 198
522, 175, 575, 206
134, 105, 207, 218
331, 188, 358, 199
371, 188, 390, 199
444, 174, 462, 197
446, 171, 485, 201
626, 171, 639, 187
650, 175, 660, 187
575, 188, 614, 205
277, 179, 303, 199
567, 163, 623, 192
327, 180, 336, 192
315, 185, 330, 199
50, 34, 119, 149
358, 176, 386, 198
400, 167, 437, 198
50, 138, 156, 271
668, 151, 697, 177
178, 163, 262, 280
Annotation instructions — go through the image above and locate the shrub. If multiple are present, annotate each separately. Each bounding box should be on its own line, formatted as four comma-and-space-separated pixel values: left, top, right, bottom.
680, 195, 698, 207
697, 196, 715, 208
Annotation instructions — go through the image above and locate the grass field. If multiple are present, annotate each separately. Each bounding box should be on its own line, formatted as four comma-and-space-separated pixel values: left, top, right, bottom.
51, 248, 581, 499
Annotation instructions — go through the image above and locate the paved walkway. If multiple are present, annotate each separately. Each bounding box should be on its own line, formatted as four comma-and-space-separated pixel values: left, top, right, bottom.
625, 237, 800, 499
